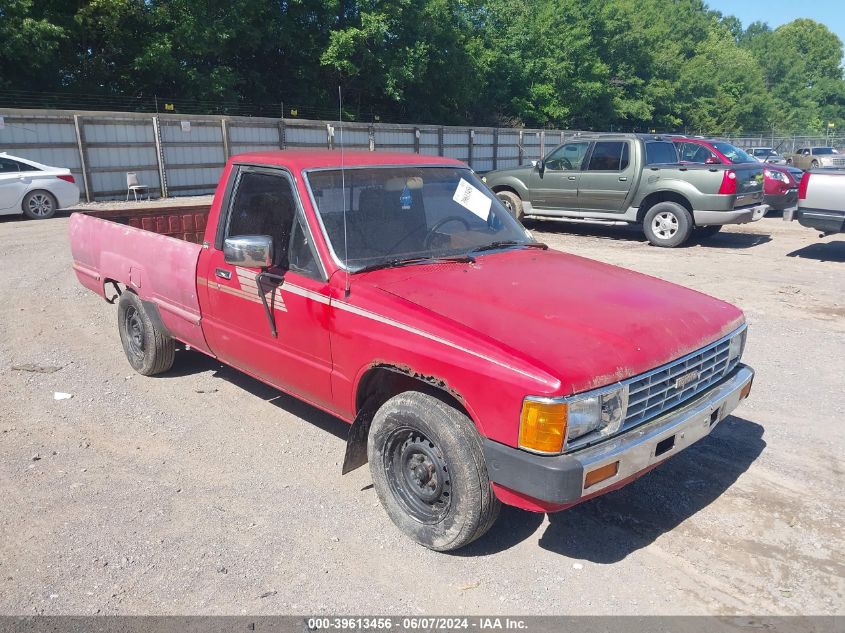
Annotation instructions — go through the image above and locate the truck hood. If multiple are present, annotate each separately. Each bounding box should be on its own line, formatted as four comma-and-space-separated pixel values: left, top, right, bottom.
368, 248, 744, 395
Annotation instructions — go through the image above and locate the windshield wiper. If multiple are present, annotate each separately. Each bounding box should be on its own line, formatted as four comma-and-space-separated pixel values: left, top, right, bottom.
470, 240, 548, 253
353, 254, 475, 274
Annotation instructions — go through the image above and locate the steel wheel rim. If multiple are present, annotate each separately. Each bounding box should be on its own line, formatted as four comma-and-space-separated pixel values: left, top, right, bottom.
124, 306, 145, 361
384, 427, 452, 524
652, 212, 679, 239
498, 196, 513, 212
28, 193, 54, 217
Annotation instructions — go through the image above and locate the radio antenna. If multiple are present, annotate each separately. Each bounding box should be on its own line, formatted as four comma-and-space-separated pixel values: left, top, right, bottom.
339, 86, 350, 298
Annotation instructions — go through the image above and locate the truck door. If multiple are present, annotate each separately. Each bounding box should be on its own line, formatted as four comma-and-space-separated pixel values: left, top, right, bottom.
528, 141, 590, 212
577, 141, 635, 213
197, 165, 334, 411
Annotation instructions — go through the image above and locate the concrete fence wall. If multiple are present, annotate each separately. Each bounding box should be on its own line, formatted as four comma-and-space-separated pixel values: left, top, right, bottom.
0, 108, 572, 202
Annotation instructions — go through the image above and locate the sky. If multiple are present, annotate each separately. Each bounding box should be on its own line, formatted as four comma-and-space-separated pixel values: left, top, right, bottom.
705, 0, 845, 46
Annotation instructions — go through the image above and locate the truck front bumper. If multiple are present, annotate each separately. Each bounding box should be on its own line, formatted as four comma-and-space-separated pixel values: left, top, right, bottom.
694, 205, 767, 226
484, 364, 754, 506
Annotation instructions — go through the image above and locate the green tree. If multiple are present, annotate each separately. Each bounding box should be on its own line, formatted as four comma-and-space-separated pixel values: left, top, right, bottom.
0, 0, 66, 91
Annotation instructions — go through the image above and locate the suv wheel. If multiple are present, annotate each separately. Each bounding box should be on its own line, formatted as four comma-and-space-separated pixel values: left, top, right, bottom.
643, 202, 693, 247
495, 190, 524, 221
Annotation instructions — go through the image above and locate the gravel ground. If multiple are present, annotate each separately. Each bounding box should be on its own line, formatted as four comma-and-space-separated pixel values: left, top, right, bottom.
0, 203, 842, 616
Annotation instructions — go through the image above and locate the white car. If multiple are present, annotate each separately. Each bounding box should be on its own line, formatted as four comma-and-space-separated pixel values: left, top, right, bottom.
0, 153, 80, 219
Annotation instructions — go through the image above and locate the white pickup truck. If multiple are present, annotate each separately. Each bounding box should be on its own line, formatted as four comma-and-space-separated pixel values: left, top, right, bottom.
785, 168, 845, 236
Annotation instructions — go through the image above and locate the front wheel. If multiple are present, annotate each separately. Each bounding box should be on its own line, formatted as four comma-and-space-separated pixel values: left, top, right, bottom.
22, 190, 58, 219
643, 202, 693, 247
495, 190, 524, 221
117, 291, 175, 376
367, 391, 500, 551
811, 160, 819, 169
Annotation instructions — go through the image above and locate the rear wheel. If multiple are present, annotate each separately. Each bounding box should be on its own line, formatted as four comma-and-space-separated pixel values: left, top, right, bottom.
117, 292, 175, 376
495, 190, 524, 221
367, 391, 500, 551
22, 190, 58, 220
643, 202, 693, 247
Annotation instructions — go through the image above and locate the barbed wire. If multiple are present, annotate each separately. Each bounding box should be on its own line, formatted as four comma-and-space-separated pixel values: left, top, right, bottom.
0, 89, 842, 140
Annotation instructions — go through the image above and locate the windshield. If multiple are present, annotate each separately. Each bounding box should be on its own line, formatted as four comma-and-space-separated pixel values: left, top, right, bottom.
711, 142, 756, 164
752, 148, 779, 157
306, 166, 534, 272
813, 147, 838, 155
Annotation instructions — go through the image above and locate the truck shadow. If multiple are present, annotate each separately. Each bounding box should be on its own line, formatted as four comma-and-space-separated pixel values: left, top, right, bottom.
460, 415, 765, 561
786, 241, 845, 262
162, 348, 349, 442
524, 219, 771, 249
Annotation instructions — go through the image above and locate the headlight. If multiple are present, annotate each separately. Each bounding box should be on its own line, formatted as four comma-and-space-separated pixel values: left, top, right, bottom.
519, 385, 629, 454
727, 327, 747, 366
481, 176, 487, 183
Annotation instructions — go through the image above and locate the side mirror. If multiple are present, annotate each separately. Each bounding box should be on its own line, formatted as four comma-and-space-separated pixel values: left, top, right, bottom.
224, 235, 274, 268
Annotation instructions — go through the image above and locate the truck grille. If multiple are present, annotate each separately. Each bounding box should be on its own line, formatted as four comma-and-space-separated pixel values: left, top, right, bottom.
622, 335, 736, 429
830, 158, 845, 166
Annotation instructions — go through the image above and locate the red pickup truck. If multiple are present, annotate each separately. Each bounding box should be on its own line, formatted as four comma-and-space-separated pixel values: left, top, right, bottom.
70, 151, 754, 551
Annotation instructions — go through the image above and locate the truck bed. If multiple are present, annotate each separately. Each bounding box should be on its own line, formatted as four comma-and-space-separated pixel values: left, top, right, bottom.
78, 203, 212, 243
69, 204, 213, 354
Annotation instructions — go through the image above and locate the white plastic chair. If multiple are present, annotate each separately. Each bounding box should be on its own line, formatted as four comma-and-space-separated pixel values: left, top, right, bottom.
126, 172, 150, 201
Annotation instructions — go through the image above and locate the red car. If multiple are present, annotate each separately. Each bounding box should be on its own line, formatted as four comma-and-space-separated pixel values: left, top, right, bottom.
69, 150, 754, 551
673, 137, 801, 211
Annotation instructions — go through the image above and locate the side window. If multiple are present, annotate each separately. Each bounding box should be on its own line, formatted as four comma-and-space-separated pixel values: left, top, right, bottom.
544, 142, 590, 171
681, 143, 715, 163
644, 141, 680, 165
586, 141, 629, 171
0, 158, 20, 173
15, 160, 39, 172
226, 171, 298, 269
288, 214, 320, 278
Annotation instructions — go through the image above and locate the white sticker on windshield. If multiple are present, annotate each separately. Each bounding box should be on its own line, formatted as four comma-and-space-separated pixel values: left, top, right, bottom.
453, 178, 491, 220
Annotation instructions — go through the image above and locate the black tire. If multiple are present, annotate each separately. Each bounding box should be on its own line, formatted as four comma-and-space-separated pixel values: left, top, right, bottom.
117, 291, 175, 376
22, 190, 58, 220
694, 224, 722, 238
643, 201, 693, 247
367, 391, 500, 551
495, 190, 524, 221
811, 160, 819, 169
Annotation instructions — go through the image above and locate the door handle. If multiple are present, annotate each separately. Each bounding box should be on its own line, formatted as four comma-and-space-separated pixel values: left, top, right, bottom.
619, 177, 628, 181
568, 176, 576, 181
215, 268, 232, 280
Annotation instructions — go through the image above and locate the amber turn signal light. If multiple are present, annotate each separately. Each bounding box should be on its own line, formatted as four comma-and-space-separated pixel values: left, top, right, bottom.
584, 461, 619, 489
740, 379, 753, 400
519, 401, 567, 454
